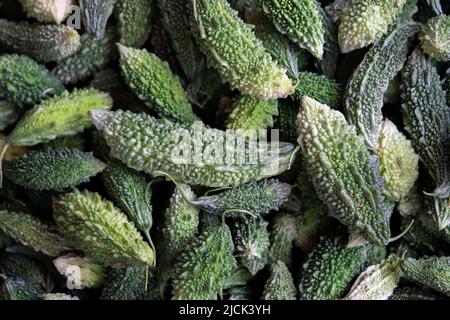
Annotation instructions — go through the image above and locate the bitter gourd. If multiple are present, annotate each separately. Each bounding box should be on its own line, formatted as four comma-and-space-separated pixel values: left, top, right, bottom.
18, 0, 73, 23
171, 224, 236, 300
53, 189, 155, 267
53, 254, 105, 289
259, 0, 325, 60
7, 89, 113, 147
101, 160, 153, 245
269, 212, 298, 267
91, 109, 298, 187
79, 0, 116, 40
0, 101, 20, 131
420, 15, 450, 62
297, 96, 391, 245
226, 96, 278, 131
338, 0, 407, 53
261, 260, 296, 300
189, 179, 292, 217
52, 27, 118, 85
316, 0, 339, 79
114, 0, 152, 48
158, 0, 204, 81
233, 217, 270, 275
345, 23, 419, 149
0, 210, 71, 256
402, 256, 450, 296
343, 254, 402, 300
118, 45, 198, 124
101, 267, 157, 300
188, 0, 294, 99
376, 119, 419, 202
401, 49, 450, 206
292, 72, 342, 108
41, 135, 86, 151
0, 54, 64, 107
3, 148, 106, 191
0, 19, 81, 63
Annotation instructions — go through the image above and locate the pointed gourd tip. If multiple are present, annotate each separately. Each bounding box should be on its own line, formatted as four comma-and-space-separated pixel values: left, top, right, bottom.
90, 109, 110, 131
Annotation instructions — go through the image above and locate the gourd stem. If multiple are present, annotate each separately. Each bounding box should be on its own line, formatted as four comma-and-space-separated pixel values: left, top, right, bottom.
154, 171, 196, 205
0, 143, 9, 188
389, 219, 414, 243
222, 208, 258, 219
144, 229, 156, 267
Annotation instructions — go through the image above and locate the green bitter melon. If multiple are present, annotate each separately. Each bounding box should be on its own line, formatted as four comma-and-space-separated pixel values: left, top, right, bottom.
18, 0, 73, 23
261, 260, 297, 300
420, 15, 450, 62
79, 0, 116, 40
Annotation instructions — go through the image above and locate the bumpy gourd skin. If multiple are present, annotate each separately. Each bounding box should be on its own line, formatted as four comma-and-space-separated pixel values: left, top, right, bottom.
402, 256, 450, 296
53, 189, 155, 267
0, 19, 81, 63
171, 225, 236, 300
188, 0, 294, 99
298, 236, 368, 300
192, 179, 292, 216
292, 72, 342, 109
226, 96, 278, 131
79, 0, 116, 40
53, 27, 118, 85
0, 101, 20, 131
158, 0, 204, 81
91, 109, 298, 188
118, 45, 198, 125
114, 0, 152, 48
4, 148, 106, 191
233, 217, 270, 275
18, 0, 73, 23
401, 49, 450, 214
338, 0, 407, 53
259, 0, 324, 60
376, 119, 419, 202
343, 254, 402, 300
345, 23, 419, 149
316, 1, 339, 78
269, 212, 298, 267
420, 15, 450, 62
0, 54, 64, 107
0, 210, 71, 256
8, 89, 113, 147
262, 260, 297, 300
53, 255, 106, 289
296, 96, 391, 245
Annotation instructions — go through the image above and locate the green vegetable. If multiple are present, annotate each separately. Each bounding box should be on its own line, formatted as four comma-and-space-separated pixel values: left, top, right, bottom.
298, 236, 379, 300
4, 148, 106, 191
101, 267, 157, 300
7, 89, 113, 147
297, 96, 391, 245
41, 134, 86, 151
18, 0, 73, 23
101, 160, 153, 245
0, 253, 47, 300
259, 0, 324, 60
292, 72, 342, 109
376, 119, 419, 202
53, 189, 155, 267
316, 0, 339, 78
0, 100, 20, 131
269, 212, 298, 267
0, 19, 81, 63
420, 15, 450, 62
338, 0, 407, 53
189, 179, 292, 217
344, 23, 419, 149
157, 0, 204, 81
53, 254, 106, 289
79, 0, 116, 40
226, 96, 278, 131
0, 54, 64, 107
233, 217, 270, 275
0, 210, 71, 256
118, 45, 198, 124
52, 27, 118, 85
91, 109, 298, 188
262, 261, 296, 300
188, 0, 294, 99
401, 49, 450, 220
172, 224, 236, 300
402, 256, 450, 296
343, 254, 402, 300
114, 0, 152, 48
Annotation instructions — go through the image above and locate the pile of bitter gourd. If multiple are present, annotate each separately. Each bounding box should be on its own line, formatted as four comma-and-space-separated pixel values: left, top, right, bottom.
0, 0, 449, 300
